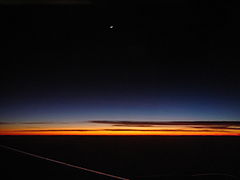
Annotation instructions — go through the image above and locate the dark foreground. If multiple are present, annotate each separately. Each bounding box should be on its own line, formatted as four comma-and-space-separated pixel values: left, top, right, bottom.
0, 136, 239, 180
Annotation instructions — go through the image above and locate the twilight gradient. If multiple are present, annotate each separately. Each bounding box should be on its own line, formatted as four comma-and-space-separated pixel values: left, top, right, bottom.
1, 93, 240, 135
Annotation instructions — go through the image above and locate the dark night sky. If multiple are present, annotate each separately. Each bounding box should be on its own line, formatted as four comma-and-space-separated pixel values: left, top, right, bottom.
0, 1, 240, 127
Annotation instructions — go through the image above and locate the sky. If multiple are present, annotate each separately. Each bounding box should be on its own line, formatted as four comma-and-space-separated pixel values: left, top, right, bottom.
0, 1, 240, 135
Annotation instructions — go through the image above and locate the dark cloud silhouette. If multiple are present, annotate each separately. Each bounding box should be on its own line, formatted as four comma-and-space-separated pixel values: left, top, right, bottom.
2, 120, 239, 127
89, 120, 240, 134
90, 120, 240, 127
192, 126, 240, 130
103, 129, 227, 132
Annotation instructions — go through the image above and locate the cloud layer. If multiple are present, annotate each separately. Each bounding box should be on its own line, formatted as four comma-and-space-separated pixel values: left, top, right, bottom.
1, 120, 240, 135
90, 120, 240, 128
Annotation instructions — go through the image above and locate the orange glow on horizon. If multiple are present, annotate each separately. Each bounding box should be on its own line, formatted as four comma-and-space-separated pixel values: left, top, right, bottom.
1, 121, 240, 136
1, 129, 239, 136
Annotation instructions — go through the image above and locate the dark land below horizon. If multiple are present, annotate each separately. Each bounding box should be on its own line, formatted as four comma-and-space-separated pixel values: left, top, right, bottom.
0, 135, 239, 180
